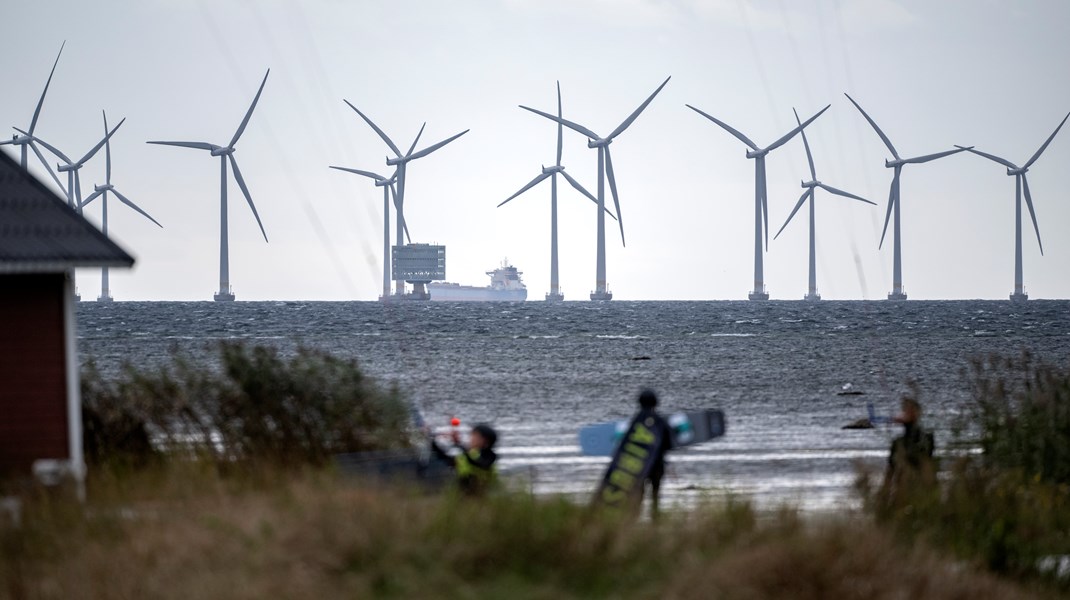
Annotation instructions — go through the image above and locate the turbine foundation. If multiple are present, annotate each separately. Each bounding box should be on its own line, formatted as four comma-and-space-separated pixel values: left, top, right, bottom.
804, 292, 821, 301
545, 292, 564, 302
1010, 292, 1028, 302
97, 294, 114, 303
887, 291, 907, 301
214, 290, 236, 302
590, 290, 613, 302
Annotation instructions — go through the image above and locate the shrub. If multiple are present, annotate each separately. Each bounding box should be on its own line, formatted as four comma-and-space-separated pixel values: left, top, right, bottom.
81, 343, 410, 468
859, 353, 1070, 583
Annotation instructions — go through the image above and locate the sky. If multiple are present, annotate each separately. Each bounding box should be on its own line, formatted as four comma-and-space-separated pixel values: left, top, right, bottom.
3, 0, 1069, 301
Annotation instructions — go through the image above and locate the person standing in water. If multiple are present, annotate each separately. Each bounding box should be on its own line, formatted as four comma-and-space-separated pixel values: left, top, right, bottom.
882, 396, 936, 502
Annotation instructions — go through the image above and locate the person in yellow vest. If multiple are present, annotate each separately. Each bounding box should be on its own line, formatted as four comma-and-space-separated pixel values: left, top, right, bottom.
430, 423, 499, 495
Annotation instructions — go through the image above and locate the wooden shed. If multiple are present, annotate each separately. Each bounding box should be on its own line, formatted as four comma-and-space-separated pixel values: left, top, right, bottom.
0, 150, 133, 489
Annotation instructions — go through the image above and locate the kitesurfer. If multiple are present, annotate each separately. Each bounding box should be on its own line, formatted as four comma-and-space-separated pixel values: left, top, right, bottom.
636, 389, 673, 518
882, 396, 936, 502
430, 422, 499, 495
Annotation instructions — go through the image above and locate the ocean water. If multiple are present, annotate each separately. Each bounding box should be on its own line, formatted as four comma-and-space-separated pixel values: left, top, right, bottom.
76, 300, 1070, 511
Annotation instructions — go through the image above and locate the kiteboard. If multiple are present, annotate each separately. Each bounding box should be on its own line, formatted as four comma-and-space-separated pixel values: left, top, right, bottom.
579, 409, 726, 457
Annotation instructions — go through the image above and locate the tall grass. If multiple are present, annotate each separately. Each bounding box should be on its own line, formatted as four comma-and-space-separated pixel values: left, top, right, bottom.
0, 467, 1038, 599
80, 343, 410, 468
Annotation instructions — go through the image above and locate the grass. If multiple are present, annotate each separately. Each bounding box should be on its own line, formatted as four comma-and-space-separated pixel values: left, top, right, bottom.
0, 465, 1047, 599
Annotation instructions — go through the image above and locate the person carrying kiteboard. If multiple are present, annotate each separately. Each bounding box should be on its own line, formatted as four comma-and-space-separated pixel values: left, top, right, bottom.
881, 396, 936, 506
594, 389, 673, 518
429, 421, 499, 496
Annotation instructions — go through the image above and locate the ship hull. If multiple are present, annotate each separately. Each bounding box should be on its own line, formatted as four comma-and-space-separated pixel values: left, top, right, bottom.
428, 284, 527, 302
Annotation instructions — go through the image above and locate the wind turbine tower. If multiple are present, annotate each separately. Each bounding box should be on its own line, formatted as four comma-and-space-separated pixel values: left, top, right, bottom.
500, 82, 606, 302
955, 111, 1069, 301
80, 111, 163, 301
520, 76, 671, 301
343, 102, 468, 297
774, 108, 875, 300
844, 94, 969, 301
329, 166, 408, 300
148, 70, 271, 302
686, 102, 830, 300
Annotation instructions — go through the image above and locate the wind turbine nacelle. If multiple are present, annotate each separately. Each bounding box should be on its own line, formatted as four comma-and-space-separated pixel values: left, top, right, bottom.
587, 138, 609, 149
210, 147, 234, 157
745, 149, 767, 159
386, 156, 405, 166
93, 184, 113, 192
1008, 167, 1026, 176
57, 164, 73, 173
885, 158, 903, 168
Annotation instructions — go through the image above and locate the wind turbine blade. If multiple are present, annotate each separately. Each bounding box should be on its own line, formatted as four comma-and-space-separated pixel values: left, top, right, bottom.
388, 186, 412, 243
556, 81, 563, 167
230, 69, 270, 147
518, 105, 601, 140
28, 142, 66, 192
146, 140, 217, 152
604, 146, 625, 246
766, 104, 830, 153
684, 104, 759, 151
18, 129, 71, 164
558, 170, 596, 204
498, 171, 552, 207
954, 145, 1017, 170
79, 189, 104, 209
343, 100, 401, 157
775, 189, 811, 240
1021, 174, 1043, 255
76, 118, 125, 166
1024, 111, 1070, 169
794, 108, 817, 180
607, 76, 671, 140
817, 183, 874, 204
879, 167, 900, 249
901, 146, 968, 165
227, 154, 268, 242
103, 111, 112, 184
405, 122, 426, 157
113, 188, 163, 228
29, 41, 64, 135
408, 129, 469, 160
843, 93, 900, 160
329, 165, 386, 181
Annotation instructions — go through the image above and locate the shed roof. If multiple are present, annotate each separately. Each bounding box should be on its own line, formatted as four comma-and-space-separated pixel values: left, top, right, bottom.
0, 149, 134, 273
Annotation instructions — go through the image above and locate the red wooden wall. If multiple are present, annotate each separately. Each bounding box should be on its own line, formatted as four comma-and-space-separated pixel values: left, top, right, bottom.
0, 273, 70, 476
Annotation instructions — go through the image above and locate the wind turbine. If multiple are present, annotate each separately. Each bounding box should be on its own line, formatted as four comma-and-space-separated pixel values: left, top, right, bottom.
954, 111, 1070, 302
328, 165, 407, 300
22, 118, 125, 212
147, 69, 270, 302
774, 108, 875, 301
0, 41, 66, 193
844, 93, 970, 300
686, 102, 831, 300
80, 111, 163, 302
343, 101, 468, 297
499, 82, 609, 302
519, 76, 671, 301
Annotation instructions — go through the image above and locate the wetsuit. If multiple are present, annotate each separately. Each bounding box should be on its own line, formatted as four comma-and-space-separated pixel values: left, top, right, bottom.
431, 439, 498, 495
634, 407, 672, 515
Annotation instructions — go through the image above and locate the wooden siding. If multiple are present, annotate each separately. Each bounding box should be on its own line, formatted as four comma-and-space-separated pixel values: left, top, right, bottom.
0, 273, 69, 476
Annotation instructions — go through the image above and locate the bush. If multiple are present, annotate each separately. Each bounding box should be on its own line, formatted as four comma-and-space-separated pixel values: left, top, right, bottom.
859, 353, 1070, 583
81, 343, 410, 468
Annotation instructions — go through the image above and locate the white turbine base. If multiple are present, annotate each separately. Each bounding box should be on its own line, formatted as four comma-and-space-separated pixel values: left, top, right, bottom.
887, 291, 908, 301
96, 294, 114, 303
214, 291, 236, 302
804, 292, 821, 301
590, 290, 613, 302
1010, 292, 1029, 302
748, 291, 769, 301
545, 292, 564, 302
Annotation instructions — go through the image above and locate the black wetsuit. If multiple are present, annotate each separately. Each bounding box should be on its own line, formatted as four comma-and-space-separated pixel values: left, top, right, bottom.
634, 407, 672, 515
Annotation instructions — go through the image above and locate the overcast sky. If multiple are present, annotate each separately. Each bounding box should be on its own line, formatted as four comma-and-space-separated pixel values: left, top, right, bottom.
4, 0, 1069, 301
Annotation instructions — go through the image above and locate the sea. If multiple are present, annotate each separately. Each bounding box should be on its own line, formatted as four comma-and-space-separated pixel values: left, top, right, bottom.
76, 300, 1070, 512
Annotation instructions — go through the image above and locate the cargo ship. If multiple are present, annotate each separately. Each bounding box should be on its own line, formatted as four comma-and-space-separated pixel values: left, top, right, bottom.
429, 262, 527, 302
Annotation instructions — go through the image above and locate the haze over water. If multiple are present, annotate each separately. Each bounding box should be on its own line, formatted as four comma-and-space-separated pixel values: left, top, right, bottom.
78, 300, 1070, 510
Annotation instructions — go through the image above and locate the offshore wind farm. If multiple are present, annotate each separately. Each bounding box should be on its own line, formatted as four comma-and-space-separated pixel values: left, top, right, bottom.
2, 3, 1069, 303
